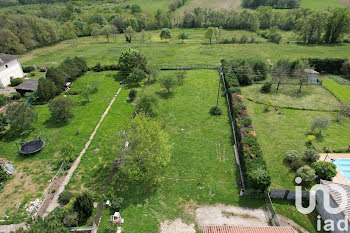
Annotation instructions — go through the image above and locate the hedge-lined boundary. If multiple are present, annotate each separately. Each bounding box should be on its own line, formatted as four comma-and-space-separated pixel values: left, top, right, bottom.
245, 97, 340, 112
222, 60, 271, 192
303, 58, 348, 74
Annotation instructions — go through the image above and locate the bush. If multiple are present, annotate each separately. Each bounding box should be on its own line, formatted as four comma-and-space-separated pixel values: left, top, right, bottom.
22, 65, 35, 73
228, 87, 241, 94
73, 192, 93, 224
110, 197, 124, 211
0, 94, 7, 106
0, 168, 9, 182
30, 71, 35, 76
305, 58, 347, 74
58, 190, 73, 205
129, 89, 137, 100
6, 102, 37, 133
11, 92, 21, 100
304, 149, 320, 162
312, 161, 337, 180
291, 159, 304, 171
159, 74, 178, 92
296, 166, 316, 184
238, 117, 252, 127
10, 78, 24, 86
93, 63, 102, 72
35, 77, 58, 103
63, 211, 78, 227
209, 106, 222, 116
118, 48, 148, 73
285, 150, 302, 163
136, 93, 158, 117
0, 113, 8, 132
260, 83, 272, 93
49, 97, 74, 123
127, 68, 147, 82
247, 166, 271, 191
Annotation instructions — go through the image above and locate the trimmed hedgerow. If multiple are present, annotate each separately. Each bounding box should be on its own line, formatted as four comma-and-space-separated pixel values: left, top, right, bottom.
222, 59, 271, 192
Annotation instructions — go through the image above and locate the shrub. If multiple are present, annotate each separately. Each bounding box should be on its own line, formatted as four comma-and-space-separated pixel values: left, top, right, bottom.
0, 168, 9, 182
36, 77, 58, 103
93, 62, 102, 72
307, 135, 316, 144
228, 87, 241, 94
209, 106, 222, 116
296, 166, 316, 184
285, 150, 302, 163
312, 161, 337, 180
291, 159, 304, 171
118, 48, 148, 73
10, 78, 24, 86
73, 192, 93, 224
260, 83, 272, 93
11, 92, 21, 100
0, 94, 7, 106
159, 74, 178, 92
233, 103, 246, 112
58, 190, 73, 205
247, 167, 271, 191
239, 35, 249, 44
0, 113, 8, 132
63, 211, 78, 227
30, 71, 35, 76
128, 89, 137, 100
305, 58, 347, 74
6, 102, 37, 133
304, 149, 320, 162
238, 117, 252, 127
174, 70, 186, 85
49, 96, 74, 123
22, 65, 35, 73
110, 197, 124, 211
127, 68, 147, 82
310, 118, 330, 136
136, 93, 158, 117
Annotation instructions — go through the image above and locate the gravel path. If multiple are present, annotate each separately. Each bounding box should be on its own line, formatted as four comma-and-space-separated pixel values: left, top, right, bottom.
0, 223, 26, 233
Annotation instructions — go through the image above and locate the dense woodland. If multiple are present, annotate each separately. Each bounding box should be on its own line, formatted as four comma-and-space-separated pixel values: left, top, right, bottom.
242, 0, 301, 9
0, 0, 350, 54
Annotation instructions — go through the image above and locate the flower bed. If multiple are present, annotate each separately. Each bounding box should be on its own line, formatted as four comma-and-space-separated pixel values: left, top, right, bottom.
222, 60, 271, 192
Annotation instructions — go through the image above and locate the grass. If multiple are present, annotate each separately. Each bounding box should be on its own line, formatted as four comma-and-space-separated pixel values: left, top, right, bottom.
300, 0, 347, 10
19, 29, 350, 69
241, 84, 341, 111
322, 77, 350, 105
243, 100, 350, 190
97, 70, 264, 232
0, 71, 122, 216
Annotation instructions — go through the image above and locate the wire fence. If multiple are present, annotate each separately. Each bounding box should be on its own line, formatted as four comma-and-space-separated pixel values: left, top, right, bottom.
265, 192, 280, 226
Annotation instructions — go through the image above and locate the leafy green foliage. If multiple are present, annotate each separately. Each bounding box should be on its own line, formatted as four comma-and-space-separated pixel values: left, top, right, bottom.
58, 190, 73, 206
0, 94, 7, 106
160, 28, 172, 41
49, 96, 74, 123
11, 92, 21, 100
310, 117, 330, 136
260, 83, 272, 93
312, 161, 337, 180
136, 93, 158, 117
177, 31, 189, 43
117, 115, 172, 188
118, 48, 147, 73
159, 74, 178, 92
324, 8, 350, 43
285, 150, 302, 163
127, 68, 147, 82
36, 77, 58, 103
10, 78, 24, 86
73, 192, 93, 225
209, 106, 222, 115
296, 165, 316, 184
304, 149, 320, 162
6, 102, 37, 133
0, 167, 9, 182
22, 66, 35, 73
0, 113, 8, 132
128, 89, 137, 101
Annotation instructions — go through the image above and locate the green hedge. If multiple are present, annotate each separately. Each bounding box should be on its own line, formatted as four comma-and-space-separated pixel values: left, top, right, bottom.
304, 58, 347, 74
222, 59, 271, 192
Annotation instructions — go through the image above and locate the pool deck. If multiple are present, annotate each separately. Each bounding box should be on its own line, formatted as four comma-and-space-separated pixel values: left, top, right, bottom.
320, 153, 350, 186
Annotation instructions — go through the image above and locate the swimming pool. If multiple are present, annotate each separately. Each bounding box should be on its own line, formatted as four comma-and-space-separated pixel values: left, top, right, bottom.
332, 159, 350, 183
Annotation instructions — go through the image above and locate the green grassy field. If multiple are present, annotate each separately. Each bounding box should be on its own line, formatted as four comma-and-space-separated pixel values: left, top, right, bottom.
0, 71, 123, 216
243, 99, 350, 190
300, 0, 348, 10
20, 29, 350, 69
241, 84, 341, 111
323, 77, 350, 105
97, 70, 264, 232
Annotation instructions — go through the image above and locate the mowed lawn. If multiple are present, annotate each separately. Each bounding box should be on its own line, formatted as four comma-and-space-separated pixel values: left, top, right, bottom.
244, 100, 350, 190
0, 71, 121, 216
20, 29, 350, 69
98, 70, 263, 232
323, 78, 350, 105
241, 84, 341, 111
300, 0, 348, 9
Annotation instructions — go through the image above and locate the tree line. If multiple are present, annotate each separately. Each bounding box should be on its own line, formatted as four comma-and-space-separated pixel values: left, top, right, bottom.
242, 0, 300, 9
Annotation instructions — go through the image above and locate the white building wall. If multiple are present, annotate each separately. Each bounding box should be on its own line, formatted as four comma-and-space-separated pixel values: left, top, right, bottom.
0, 59, 24, 87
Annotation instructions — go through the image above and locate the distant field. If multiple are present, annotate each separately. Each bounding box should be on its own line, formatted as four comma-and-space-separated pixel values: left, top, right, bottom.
300, 0, 348, 9
176, 0, 242, 17
20, 29, 350, 69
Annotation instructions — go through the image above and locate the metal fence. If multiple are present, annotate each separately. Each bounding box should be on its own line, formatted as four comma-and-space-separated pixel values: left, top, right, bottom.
265, 192, 280, 226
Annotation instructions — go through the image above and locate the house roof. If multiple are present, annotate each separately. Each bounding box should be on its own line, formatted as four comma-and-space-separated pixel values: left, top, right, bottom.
0, 53, 19, 66
321, 180, 350, 219
15, 79, 38, 91
203, 226, 295, 233
304, 69, 320, 74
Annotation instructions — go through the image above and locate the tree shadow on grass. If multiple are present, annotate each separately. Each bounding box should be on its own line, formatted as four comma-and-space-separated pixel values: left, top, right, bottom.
43, 117, 70, 129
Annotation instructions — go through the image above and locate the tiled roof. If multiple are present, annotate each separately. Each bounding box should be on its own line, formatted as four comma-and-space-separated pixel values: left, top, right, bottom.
0, 53, 18, 66
15, 79, 38, 91
203, 226, 295, 233
322, 180, 350, 219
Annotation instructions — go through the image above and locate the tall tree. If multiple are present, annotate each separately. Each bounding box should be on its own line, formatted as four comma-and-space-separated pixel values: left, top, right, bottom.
160, 28, 172, 41
324, 8, 350, 43
177, 31, 189, 43
6, 103, 37, 133
271, 64, 289, 90
205, 27, 214, 44
124, 26, 136, 43
101, 25, 113, 42
295, 11, 328, 43
293, 60, 311, 93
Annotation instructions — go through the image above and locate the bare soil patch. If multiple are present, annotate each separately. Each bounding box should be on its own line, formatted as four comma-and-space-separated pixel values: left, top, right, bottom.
177, 0, 242, 17
160, 218, 196, 233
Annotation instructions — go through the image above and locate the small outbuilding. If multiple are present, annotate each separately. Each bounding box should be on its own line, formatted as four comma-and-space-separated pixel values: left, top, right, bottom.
304, 69, 320, 84
15, 79, 38, 96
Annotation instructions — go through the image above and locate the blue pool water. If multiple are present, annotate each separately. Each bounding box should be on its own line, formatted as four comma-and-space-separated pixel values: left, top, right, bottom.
332, 159, 350, 182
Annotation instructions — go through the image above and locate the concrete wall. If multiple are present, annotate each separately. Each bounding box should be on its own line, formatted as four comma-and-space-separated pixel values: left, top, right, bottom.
0, 59, 24, 87
316, 190, 349, 233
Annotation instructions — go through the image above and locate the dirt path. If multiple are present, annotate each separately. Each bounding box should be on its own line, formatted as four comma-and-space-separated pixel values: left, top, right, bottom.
0, 223, 26, 233
41, 87, 122, 216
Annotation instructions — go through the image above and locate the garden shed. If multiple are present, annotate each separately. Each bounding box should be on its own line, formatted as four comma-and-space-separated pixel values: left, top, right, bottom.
304, 69, 320, 84
15, 79, 38, 96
